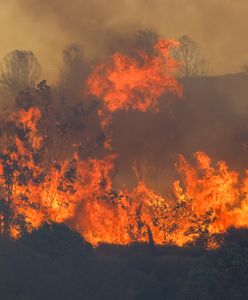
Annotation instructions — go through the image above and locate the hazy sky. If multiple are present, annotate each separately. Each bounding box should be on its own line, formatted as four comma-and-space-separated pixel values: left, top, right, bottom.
1, 0, 248, 81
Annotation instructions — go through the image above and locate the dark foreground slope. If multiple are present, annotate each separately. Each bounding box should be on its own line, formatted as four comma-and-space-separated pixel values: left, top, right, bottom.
1, 224, 248, 300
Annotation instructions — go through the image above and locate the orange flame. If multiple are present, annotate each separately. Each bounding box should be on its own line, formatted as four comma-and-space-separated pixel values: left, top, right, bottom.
0, 107, 247, 248
0, 38, 247, 249
86, 39, 181, 149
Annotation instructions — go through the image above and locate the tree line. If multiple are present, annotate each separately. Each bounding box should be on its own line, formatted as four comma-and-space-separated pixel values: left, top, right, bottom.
0, 32, 209, 98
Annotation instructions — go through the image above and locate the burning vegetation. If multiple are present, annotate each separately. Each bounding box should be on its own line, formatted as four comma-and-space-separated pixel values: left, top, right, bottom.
0, 38, 247, 250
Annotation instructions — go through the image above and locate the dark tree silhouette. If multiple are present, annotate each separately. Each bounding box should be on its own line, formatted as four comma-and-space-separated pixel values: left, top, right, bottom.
0, 50, 41, 93
108, 29, 159, 57
58, 43, 89, 100
174, 35, 208, 77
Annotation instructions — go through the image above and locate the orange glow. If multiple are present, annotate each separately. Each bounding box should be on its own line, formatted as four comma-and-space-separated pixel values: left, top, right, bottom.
0, 107, 247, 247
86, 39, 181, 149
0, 39, 247, 249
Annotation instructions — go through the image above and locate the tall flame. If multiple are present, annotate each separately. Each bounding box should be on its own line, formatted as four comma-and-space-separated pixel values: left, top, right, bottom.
0, 38, 247, 248
86, 39, 181, 149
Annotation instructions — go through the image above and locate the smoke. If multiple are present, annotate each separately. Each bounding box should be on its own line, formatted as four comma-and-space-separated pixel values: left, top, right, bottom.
0, 0, 245, 80
111, 75, 248, 191
17, 0, 145, 68
0, 0, 247, 193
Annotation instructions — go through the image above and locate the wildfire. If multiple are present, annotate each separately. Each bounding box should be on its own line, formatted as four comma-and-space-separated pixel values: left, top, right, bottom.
86, 39, 181, 149
0, 38, 247, 248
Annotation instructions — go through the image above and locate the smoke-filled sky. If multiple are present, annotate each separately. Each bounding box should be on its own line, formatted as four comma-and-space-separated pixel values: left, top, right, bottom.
1, 0, 248, 81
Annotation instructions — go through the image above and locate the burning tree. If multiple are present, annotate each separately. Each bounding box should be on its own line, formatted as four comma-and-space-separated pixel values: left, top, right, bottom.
0, 105, 45, 237
86, 38, 182, 149
0, 81, 89, 238
0, 80, 116, 239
